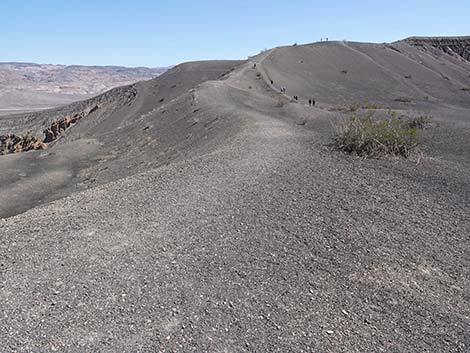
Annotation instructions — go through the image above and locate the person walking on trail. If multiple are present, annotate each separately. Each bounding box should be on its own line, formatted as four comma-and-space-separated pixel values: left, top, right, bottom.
309, 99, 312, 105
312, 98, 316, 106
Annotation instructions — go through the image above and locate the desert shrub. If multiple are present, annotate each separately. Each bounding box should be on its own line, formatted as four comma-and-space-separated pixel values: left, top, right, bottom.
394, 96, 414, 103
408, 115, 432, 129
333, 114, 419, 158
361, 100, 380, 110
349, 103, 360, 112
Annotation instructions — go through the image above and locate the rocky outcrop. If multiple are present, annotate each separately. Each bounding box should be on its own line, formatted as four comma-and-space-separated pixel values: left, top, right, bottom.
0, 132, 47, 155
43, 116, 79, 143
405, 36, 470, 61
1, 104, 101, 155
0, 83, 138, 156
42, 104, 100, 143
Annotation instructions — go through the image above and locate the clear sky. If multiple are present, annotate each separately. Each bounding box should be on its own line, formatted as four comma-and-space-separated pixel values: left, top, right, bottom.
1, 0, 469, 67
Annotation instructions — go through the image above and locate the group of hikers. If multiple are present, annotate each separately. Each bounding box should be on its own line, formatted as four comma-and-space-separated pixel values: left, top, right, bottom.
281, 88, 315, 106
251, 62, 316, 106
286, 92, 316, 106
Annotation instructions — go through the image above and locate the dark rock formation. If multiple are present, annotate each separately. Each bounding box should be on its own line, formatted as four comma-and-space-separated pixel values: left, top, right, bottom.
43, 116, 79, 143
42, 106, 98, 143
0, 132, 46, 155
405, 36, 470, 61
1, 103, 101, 154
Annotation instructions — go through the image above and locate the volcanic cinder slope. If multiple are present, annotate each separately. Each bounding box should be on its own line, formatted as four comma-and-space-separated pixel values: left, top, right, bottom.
1, 38, 470, 352
0, 63, 167, 115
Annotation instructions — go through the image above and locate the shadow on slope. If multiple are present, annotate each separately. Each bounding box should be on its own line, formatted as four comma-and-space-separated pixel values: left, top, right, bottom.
0, 61, 244, 218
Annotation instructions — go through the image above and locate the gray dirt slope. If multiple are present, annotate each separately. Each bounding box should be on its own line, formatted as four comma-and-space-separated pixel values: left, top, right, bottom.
0, 38, 469, 352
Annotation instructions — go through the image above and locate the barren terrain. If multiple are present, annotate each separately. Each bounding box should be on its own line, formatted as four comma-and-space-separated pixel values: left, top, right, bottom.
0, 37, 469, 352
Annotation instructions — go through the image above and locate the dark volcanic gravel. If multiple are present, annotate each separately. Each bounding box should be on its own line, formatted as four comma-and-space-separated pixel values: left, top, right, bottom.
1, 40, 470, 352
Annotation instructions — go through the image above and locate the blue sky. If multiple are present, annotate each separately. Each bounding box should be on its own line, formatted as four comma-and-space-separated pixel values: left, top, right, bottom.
1, 0, 469, 67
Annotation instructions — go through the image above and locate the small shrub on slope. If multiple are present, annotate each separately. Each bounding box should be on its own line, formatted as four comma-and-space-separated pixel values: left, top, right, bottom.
333, 113, 419, 158
408, 115, 432, 129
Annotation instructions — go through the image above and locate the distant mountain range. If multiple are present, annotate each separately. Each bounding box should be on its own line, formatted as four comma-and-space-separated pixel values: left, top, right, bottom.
0, 62, 168, 115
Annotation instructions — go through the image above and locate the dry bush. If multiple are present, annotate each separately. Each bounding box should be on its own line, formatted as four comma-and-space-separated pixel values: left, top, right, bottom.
333, 113, 420, 158
408, 115, 432, 129
394, 96, 415, 103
